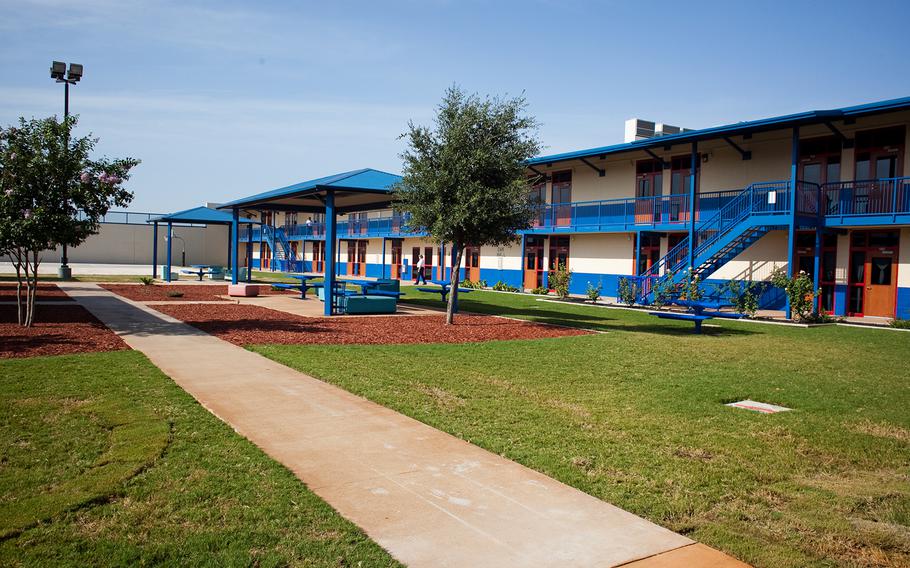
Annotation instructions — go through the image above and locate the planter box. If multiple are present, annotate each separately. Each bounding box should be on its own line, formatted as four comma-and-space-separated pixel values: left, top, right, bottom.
228, 283, 259, 297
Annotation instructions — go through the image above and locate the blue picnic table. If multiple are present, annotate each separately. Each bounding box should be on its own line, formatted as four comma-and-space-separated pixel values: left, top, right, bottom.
648, 298, 742, 334
181, 264, 214, 281
270, 274, 321, 299
416, 280, 473, 312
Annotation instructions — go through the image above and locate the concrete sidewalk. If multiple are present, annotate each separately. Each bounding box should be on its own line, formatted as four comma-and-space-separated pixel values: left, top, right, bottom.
61, 282, 748, 568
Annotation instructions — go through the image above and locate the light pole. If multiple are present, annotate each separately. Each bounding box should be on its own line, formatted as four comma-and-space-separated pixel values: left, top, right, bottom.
50, 61, 83, 280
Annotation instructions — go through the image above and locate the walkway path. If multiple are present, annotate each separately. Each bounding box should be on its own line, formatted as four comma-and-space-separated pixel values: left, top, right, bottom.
61, 282, 748, 568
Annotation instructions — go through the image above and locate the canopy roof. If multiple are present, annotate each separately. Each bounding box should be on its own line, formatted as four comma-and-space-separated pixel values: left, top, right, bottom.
220, 168, 402, 214
148, 206, 257, 225
527, 95, 910, 167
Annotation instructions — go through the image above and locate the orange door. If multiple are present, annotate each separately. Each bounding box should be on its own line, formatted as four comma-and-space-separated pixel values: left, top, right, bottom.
847, 230, 899, 317
464, 246, 480, 281
524, 238, 544, 290
313, 241, 324, 273
391, 241, 403, 279
357, 241, 367, 276
635, 160, 661, 224
865, 254, 896, 317
551, 171, 572, 227
346, 241, 356, 275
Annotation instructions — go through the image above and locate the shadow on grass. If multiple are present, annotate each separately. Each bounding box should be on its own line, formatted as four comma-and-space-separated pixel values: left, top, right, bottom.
401, 297, 759, 337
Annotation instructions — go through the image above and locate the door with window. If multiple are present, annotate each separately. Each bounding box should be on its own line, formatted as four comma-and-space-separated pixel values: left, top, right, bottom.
390, 240, 403, 279
794, 232, 839, 313
346, 241, 367, 276
524, 237, 545, 290
412, 246, 434, 281
551, 171, 572, 227
530, 179, 547, 227
636, 234, 661, 275
635, 159, 662, 224
260, 242, 272, 271
670, 155, 695, 222
800, 136, 841, 214
854, 127, 905, 214
848, 230, 899, 317
548, 237, 570, 291
313, 240, 325, 273
463, 246, 480, 282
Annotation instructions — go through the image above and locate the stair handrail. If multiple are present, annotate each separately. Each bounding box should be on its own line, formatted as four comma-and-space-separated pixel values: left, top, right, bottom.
635, 180, 790, 301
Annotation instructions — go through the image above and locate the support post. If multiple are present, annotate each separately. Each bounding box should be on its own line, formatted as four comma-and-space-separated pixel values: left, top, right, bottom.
381, 238, 387, 279
227, 226, 232, 271
324, 191, 337, 316
231, 208, 239, 284
165, 222, 173, 282
687, 142, 698, 273
152, 222, 158, 278
247, 224, 253, 281
785, 126, 799, 319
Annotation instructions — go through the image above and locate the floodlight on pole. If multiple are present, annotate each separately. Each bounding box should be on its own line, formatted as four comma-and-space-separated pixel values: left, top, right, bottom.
49, 60, 84, 279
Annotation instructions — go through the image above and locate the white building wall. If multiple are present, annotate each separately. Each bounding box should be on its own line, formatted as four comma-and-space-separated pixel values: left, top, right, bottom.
568, 233, 635, 275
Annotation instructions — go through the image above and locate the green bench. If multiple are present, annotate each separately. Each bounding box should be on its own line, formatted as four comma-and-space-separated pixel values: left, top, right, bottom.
344, 295, 397, 315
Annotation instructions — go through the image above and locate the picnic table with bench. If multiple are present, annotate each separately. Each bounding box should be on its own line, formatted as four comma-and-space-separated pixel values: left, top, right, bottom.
648, 299, 740, 334
180, 264, 218, 281
416, 280, 473, 313
270, 274, 321, 299
312, 278, 404, 315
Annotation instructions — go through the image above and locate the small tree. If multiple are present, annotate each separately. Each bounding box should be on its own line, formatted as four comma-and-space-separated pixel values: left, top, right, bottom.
395, 86, 541, 323
548, 263, 572, 299
0, 116, 138, 326
770, 266, 819, 322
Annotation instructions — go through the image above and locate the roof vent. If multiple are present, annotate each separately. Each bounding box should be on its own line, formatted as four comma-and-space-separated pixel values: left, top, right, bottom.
655, 123, 681, 137
624, 118, 655, 143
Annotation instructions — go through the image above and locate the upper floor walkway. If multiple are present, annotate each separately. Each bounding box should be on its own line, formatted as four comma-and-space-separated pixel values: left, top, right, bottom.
239, 176, 910, 242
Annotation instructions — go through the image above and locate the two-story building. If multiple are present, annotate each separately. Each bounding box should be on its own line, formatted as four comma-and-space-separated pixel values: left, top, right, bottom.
237, 96, 910, 320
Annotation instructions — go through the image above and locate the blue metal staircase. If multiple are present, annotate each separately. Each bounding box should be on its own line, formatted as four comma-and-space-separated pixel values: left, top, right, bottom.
261, 225, 294, 271
635, 181, 792, 304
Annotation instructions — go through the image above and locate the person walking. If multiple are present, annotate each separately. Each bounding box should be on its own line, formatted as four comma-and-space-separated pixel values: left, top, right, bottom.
415, 254, 427, 284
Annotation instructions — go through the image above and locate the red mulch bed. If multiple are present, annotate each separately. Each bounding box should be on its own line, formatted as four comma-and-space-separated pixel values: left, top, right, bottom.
152, 303, 590, 346
0, 305, 128, 358
0, 283, 73, 301
100, 284, 297, 302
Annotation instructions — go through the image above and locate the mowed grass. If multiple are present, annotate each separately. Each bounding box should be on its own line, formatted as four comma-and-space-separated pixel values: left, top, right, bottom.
0, 351, 400, 567
253, 290, 910, 568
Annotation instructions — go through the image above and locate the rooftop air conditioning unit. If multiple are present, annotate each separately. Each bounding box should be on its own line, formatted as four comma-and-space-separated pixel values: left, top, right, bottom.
624, 118, 655, 143
655, 123, 681, 137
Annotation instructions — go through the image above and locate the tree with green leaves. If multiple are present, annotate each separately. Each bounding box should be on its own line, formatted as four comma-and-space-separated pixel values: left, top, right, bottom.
395, 86, 541, 324
0, 116, 139, 326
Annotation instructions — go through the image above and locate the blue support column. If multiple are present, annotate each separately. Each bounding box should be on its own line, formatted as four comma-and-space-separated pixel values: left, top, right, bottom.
152, 222, 158, 278
520, 234, 527, 289
227, 227, 232, 270
634, 231, 640, 274
687, 141, 698, 273
165, 222, 173, 282
231, 208, 239, 284
542, 237, 549, 290
381, 237, 387, 279
247, 224, 253, 282
324, 191, 337, 316
785, 126, 799, 319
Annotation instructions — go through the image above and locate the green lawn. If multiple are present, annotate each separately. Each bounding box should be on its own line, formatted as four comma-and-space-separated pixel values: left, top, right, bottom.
252, 290, 910, 568
0, 351, 400, 567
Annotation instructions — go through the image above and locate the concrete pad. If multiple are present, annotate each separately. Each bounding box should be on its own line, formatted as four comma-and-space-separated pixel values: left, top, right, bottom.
59, 282, 748, 568
619, 544, 751, 567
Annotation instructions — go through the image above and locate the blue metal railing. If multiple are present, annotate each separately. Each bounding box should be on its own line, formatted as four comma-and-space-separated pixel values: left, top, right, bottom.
821, 177, 910, 217
76, 210, 168, 225
633, 180, 791, 301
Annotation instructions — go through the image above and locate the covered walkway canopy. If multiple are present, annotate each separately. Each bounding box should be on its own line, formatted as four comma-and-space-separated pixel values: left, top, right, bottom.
219, 168, 403, 315
148, 206, 258, 282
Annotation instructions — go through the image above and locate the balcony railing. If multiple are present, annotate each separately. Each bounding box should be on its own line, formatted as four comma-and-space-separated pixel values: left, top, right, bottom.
821, 177, 910, 218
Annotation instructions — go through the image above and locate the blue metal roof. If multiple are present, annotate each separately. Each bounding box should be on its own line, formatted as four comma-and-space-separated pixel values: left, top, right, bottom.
148, 206, 256, 225
527, 95, 910, 166
221, 168, 402, 209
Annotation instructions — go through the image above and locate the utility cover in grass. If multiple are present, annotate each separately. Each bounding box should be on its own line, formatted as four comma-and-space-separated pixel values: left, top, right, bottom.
726, 399, 791, 414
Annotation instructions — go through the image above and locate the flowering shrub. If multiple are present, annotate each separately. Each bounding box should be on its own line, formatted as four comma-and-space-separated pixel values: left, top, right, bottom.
770, 267, 819, 322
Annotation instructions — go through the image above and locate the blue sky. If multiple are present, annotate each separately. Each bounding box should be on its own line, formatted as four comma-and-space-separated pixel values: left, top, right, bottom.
2, 0, 909, 212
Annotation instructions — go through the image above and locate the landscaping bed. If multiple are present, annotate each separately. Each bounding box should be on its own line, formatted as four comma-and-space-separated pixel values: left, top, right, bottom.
100, 283, 296, 302
152, 303, 589, 346
0, 283, 73, 301
0, 305, 127, 358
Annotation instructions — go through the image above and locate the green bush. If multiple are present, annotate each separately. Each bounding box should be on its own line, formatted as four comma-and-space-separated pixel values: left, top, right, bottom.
530, 286, 549, 295
651, 270, 677, 309
548, 263, 572, 299
721, 279, 763, 317
770, 267, 819, 322
492, 281, 520, 293
165, 290, 184, 298
617, 277, 638, 306
585, 281, 602, 303
139, 276, 154, 286
460, 279, 487, 290
889, 318, 910, 329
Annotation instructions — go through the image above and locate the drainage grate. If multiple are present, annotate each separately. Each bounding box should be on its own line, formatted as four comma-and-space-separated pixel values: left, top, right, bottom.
725, 399, 791, 414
